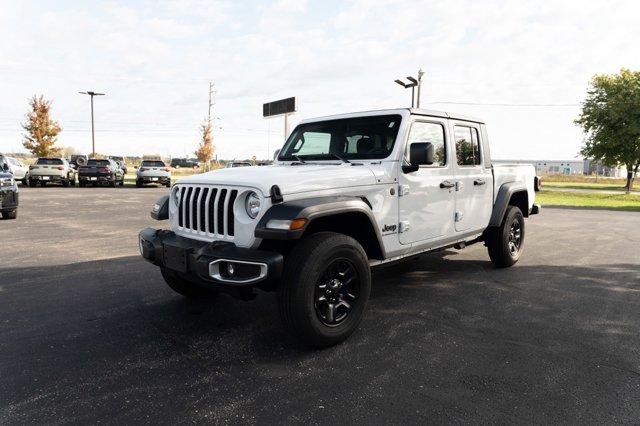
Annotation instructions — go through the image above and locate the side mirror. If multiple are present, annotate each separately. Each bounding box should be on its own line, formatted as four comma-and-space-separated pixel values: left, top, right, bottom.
403, 142, 434, 173
273, 149, 281, 161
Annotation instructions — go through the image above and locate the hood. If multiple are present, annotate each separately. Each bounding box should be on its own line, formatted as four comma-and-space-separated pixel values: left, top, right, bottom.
0, 172, 13, 179
177, 164, 378, 196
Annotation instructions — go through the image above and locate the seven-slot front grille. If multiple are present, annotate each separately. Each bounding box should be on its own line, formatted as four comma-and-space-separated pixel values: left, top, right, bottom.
176, 185, 238, 238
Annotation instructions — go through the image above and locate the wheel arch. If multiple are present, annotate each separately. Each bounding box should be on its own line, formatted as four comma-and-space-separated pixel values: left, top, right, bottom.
489, 182, 529, 227
255, 196, 386, 260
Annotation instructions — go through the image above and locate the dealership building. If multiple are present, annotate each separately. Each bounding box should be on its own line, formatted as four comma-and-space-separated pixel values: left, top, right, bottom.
494, 159, 626, 177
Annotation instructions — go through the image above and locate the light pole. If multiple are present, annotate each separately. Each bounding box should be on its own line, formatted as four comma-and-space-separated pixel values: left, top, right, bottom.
79, 91, 105, 157
394, 69, 425, 108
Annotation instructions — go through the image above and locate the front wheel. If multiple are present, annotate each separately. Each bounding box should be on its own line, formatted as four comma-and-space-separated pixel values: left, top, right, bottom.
486, 206, 525, 268
1, 209, 17, 219
278, 232, 371, 348
160, 268, 218, 299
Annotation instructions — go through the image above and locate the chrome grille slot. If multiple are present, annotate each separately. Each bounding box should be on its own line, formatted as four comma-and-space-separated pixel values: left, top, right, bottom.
175, 184, 239, 241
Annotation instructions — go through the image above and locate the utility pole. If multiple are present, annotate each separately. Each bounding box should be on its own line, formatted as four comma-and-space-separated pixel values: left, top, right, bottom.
208, 82, 215, 124
78, 91, 105, 157
394, 69, 425, 108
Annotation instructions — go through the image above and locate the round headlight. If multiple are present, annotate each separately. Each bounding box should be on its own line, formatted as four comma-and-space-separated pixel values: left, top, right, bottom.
245, 191, 261, 219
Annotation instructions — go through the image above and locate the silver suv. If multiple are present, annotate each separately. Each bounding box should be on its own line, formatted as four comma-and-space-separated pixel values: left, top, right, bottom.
136, 160, 171, 187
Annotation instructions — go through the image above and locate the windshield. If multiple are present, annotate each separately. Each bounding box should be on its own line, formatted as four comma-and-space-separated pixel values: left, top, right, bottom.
87, 159, 110, 166
36, 158, 63, 165
278, 115, 402, 161
141, 161, 165, 167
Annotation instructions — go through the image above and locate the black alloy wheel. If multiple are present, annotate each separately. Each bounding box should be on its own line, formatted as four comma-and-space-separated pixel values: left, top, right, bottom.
314, 259, 360, 327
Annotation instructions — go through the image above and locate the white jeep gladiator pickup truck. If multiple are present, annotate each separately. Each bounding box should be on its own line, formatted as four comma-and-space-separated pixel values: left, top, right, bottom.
139, 108, 540, 347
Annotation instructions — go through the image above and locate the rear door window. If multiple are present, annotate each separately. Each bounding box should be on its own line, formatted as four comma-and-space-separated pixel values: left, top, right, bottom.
454, 126, 481, 166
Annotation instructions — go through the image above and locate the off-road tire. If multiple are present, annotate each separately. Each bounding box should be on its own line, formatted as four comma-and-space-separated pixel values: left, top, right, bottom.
28, 179, 36, 188
278, 232, 371, 348
62, 178, 70, 187
79, 181, 86, 187
486, 206, 525, 268
160, 267, 219, 299
2, 209, 17, 219
22, 176, 28, 185
136, 179, 143, 188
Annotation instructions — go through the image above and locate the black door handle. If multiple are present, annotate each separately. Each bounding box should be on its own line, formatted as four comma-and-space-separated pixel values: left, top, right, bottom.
474, 179, 486, 186
440, 180, 455, 189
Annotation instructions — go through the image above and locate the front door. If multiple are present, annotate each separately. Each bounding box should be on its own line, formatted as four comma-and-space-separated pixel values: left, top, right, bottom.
398, 119, 456, 245
451, 123, 493, 232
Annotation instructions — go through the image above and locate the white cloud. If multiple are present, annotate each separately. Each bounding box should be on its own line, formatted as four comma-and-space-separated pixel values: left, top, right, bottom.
0, 0, 639, 160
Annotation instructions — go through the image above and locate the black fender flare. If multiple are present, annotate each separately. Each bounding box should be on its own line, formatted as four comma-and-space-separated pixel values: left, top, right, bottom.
489, 182, 528, 227
255, 196, 385, 257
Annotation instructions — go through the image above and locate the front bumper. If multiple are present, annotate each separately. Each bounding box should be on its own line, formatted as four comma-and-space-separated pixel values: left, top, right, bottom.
138, 228, 283, 288
79, 174, 113, 182
31, 174, 65, 182
138, 175, 170, 183
0, 189, 18, 211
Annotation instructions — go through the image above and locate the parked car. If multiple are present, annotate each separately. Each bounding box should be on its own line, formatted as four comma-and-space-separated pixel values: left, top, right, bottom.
0, 163, 18, 219
78, 158, 125, 187
0, 155, 29, 184
170, 158, 200, 169
28, 157, 76, 187
138, 108, 540, 347
109, 156, 128, 174
69, 154, 88, 171
136, 160, 171, 188
225, 161, 252, 168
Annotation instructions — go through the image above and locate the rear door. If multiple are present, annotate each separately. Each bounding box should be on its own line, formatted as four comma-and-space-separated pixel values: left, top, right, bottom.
451, 122, 493, 232
398, 118, 456, 245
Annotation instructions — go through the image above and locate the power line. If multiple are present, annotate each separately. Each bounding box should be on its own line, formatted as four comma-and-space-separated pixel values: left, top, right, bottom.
425, 101, 580, 107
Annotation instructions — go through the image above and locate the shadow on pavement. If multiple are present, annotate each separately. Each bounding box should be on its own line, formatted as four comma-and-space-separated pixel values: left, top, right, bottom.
1, 253, 639, 423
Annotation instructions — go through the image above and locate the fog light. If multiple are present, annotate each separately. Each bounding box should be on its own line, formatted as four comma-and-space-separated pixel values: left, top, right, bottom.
227, 263, 235, 276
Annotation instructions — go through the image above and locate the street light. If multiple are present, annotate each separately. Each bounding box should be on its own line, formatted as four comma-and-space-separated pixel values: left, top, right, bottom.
394, 69, 425, 108
78, 91, 105, 157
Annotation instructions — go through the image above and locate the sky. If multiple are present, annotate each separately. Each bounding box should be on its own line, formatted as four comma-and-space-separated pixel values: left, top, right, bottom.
1, 0, 639, 161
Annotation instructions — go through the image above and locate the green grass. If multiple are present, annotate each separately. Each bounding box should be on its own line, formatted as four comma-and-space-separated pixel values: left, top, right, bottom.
536, 190, 640, 211
542, 181, 634, 192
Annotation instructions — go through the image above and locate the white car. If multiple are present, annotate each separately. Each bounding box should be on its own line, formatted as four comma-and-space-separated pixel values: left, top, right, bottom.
0, 155, 29, 184
136, 160, 171, 187
139, 108, 540, 347
28, 157, 76, 187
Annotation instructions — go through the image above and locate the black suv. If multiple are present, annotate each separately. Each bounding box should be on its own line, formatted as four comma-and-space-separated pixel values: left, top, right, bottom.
78, 159, 125, 187
0, 163, 18, 219
170, 158, 200, 169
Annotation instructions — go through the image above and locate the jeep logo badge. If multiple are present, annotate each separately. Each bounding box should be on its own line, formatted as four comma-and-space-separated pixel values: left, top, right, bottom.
382, 224, 397, 233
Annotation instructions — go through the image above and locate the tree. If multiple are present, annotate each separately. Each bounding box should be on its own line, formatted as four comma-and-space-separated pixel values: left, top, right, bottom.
576, 69, 640, 192
60, 145, 79, 158
21, 95, 63, 157
195, 120, 215, 170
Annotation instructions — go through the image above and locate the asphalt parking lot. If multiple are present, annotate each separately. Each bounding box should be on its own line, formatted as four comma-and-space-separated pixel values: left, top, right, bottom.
2, 187, 640, 423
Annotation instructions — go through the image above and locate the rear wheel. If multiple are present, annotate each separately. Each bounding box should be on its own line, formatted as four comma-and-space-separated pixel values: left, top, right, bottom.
136, 179, 143, 188
40, 181, 47, 187
79, 181, 86, 188
278, 232, 371, 348
160, 268, 218, 299
486, 205, 525, 268
165, 179, 171, 188
62, 178, 70, 187
1, 209, 17, 219
28, 179, 36, 188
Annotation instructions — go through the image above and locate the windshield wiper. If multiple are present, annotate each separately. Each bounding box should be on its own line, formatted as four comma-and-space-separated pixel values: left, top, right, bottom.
329, 153, 350, 164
